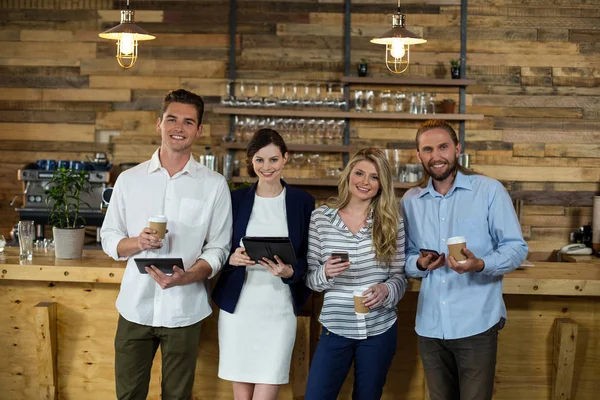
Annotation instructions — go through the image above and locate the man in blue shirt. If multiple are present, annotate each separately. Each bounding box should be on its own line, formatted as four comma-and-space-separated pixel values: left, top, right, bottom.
401, 120, 528, 400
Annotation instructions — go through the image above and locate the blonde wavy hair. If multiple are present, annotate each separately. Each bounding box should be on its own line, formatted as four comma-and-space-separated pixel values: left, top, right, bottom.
327, 148, 399, 265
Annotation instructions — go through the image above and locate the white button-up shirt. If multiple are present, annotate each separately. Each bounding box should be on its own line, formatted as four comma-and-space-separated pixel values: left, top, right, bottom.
101, 150, 232, 328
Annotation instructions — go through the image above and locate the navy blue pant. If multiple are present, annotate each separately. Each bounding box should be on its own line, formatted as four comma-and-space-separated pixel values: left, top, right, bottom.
305, 321, 398, 400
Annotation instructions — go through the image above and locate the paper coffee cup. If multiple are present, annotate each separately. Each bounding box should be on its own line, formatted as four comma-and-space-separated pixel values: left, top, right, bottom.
353, 289, 370, 315
148, 215, 167, 239
447, 236, 467, 264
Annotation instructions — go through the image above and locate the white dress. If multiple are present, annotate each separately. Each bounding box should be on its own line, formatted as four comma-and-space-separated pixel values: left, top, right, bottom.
218, 189, 297, 384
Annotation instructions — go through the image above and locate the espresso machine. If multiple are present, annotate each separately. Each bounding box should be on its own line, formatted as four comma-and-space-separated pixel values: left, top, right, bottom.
16, 163, 111, 240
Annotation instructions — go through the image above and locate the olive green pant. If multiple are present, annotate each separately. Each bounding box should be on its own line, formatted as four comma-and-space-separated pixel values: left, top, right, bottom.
114, 315, 202, 400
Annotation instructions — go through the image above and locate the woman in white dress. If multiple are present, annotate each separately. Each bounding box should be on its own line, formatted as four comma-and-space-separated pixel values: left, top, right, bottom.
212, 128, 315, 400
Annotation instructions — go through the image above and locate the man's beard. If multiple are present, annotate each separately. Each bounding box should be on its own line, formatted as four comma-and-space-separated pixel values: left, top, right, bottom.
425, 158, 458, 182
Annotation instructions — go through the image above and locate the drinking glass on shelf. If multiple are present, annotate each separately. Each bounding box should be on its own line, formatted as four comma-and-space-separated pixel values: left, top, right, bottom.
336, 85, 347, 109
301, 83, 312, 108
313, 83, 324, 108
354, 90, 364, 112
278, 83, 289, 107
289, 83, 300, 107
0, 234, 6, 253
365, 90, 374, 113
418, 92, 428, 114
295, 118, 307, 144
394, 92, 406, 112
409, 92, 418, 114
234, 116, 245, 142
306, 154, 322, 177
429, 92, 437, 114
220, 82, 235, 106
306, 118, 317, 144
324, 83, 336, 108
316, 119, 326, 144
235, 81, 248, 107
379, 90, 391, 112
264, 82, 278, 107
248, 82, 263, 107
334, 120, 345, 145
18, 220, 34, 262
290, 153, 306, 178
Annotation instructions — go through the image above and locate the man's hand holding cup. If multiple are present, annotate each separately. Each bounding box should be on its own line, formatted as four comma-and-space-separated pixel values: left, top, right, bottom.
446, 236, 484, 273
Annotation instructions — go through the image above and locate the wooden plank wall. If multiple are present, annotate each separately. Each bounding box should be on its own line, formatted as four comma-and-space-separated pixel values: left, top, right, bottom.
0, 2, 599, 243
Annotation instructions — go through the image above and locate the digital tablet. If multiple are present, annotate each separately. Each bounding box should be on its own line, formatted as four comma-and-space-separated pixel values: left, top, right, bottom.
134, 258, 185, 274
241, 236, 297, 266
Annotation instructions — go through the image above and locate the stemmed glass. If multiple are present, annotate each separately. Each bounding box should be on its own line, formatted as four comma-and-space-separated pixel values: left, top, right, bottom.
289, 83, 300, 107
264, 82, 278, 107
278, 83, 289, 107
324, 84, 336, 108
235, 81, 248, 107
313, 83, 324, 108
220, 82, 235, 106
301, 83, 312, 108
248, 82, 263, 107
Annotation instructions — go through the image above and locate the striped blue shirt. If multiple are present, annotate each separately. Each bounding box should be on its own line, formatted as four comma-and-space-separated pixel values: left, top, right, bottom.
305, 205, 406, 340
401, 171, 528, 339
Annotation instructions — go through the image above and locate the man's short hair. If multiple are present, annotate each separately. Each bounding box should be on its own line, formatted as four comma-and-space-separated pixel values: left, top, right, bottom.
159, 89, 204, 126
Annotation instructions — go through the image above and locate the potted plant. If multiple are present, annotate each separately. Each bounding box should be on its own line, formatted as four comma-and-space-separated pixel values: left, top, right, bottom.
46, 168, 91, 259
450, 59, 461, 79
441, 98, 456, 114
357, 58, 368, 77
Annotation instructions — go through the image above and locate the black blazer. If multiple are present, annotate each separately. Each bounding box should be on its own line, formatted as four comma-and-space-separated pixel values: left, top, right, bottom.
212, 180, 315, 315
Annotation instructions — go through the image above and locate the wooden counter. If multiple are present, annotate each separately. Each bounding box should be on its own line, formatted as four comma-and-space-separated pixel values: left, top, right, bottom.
2, 248, 600, 399
3, 248, 600, 296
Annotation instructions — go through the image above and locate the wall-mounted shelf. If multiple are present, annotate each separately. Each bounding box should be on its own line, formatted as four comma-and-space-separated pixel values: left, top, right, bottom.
230, 176, 414, 189
213, 107, 483, 121
222, 142, 352, 153
341, 76, 476, 86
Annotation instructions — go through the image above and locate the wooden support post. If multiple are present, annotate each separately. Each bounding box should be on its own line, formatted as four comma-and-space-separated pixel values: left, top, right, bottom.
290, 315, 310, 399
423, 376, 431, 400
552, 318, 578, 400
33, 302, 58, 400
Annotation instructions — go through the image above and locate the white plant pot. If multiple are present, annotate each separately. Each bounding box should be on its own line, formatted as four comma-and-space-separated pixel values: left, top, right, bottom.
53, 226, 85, 259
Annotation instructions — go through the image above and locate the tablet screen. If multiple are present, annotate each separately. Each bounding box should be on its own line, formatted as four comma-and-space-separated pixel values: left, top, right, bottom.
134, 258, 185, 274
242, 236, 297, 266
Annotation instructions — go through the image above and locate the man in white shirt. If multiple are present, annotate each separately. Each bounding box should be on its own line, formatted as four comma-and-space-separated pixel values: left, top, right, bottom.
101, 89, 232, 399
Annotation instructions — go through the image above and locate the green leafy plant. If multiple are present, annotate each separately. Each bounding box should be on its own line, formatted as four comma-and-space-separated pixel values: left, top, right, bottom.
442, 98, 456, 103
450, 59, 460, 68
45, 168, 91, 228
360, 58, 368, 65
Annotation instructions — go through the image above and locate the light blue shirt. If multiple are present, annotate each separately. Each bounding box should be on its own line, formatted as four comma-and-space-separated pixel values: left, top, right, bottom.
401, 171, 528, 339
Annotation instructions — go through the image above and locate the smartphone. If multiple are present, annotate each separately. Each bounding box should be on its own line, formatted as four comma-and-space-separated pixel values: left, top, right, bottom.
419, 248, 440, 261
331, 251, 349, 262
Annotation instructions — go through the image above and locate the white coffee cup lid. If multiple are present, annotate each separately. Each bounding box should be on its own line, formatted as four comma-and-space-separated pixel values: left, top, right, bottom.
353, 289, 371, 297
447, 236, 466, 245
148, 215, 167, 223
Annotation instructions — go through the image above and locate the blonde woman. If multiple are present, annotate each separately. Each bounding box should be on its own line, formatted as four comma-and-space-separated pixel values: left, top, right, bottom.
304, 148, 406, 399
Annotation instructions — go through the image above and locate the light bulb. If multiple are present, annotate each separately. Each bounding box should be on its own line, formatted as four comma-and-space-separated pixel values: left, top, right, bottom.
119, 33, 135, 55
390, 40, 406, 59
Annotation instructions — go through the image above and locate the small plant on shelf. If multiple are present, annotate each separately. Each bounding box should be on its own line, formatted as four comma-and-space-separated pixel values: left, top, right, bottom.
357, 58, 368, 77
440, 98, 456, 114
450, 59, 461, 79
